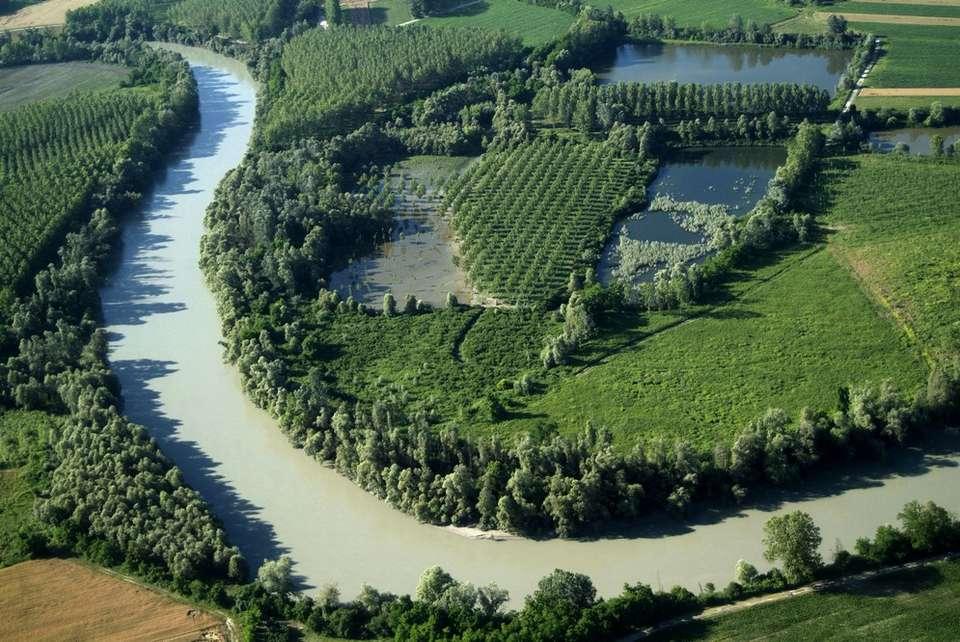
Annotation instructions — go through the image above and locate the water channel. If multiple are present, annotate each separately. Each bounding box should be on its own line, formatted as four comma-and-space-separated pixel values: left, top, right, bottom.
595, 42, 851, 94
100, 45, 960, 606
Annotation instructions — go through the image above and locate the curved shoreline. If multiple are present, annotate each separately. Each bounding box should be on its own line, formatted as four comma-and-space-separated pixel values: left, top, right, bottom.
99, 44, 960, 607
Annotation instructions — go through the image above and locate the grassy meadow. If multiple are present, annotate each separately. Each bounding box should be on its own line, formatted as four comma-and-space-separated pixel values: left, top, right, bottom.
840, 1, 960, 18
815, 154, 960, 363
0, 61, 129, 112
498, 245, 927, 449
604, 0, 796, 25
854, 23, 960, 89
650, 559, 960, 641
422, 0, 575, 46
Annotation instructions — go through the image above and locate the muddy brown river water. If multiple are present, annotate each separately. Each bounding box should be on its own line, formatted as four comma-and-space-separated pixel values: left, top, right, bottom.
100, 45, 960, 605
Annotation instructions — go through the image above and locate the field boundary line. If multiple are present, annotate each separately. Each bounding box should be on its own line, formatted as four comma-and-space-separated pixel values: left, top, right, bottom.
621, 552, 960, 641
856, 0, 960, 6
826, 242, 934, 368
819, 10, 960, 25
575, 246, 825, 377
398, 0, 486, 26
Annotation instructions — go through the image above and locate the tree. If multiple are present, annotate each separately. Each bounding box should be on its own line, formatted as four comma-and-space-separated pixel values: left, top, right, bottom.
520, 569, 597, 639
258, 556, 294, 595
826, 14, 847, 34
762, 511, 822, 583
383, 292, 397, 316
898, 501, 956, 553
325, 0, 343, 26
416, 566, 456, 604
734, 559, 758, 586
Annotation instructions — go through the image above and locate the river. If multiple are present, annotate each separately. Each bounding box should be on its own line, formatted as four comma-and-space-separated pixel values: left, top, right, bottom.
100, 45, 960, 606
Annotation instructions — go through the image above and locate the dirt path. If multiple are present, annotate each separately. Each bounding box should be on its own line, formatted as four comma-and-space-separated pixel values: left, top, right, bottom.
843, 37, 881, 112
818, 10, 960, 25
0, 0, 98, 30
622, 553, 959, 641
861, 87, 960, 95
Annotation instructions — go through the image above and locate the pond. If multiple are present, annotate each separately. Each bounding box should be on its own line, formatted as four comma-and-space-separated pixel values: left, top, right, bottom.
100, 45, 960, 609
595, 42, 851, 95
599, 146, 785, 283
328, 157, 475, 308
868, 126, 960, 155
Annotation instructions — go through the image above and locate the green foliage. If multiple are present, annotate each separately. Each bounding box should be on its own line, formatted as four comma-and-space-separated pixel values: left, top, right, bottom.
445, 138, 652, 303
762, 510, 822, 583
503, 248, 926, 448
0, 90, 153, 292
651, 559, 960, 641
261, 26, 524, 145
815, 154, 960, 363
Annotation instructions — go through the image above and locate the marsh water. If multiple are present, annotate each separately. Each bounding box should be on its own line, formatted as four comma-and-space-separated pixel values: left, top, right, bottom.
869, 126, 960, 155
328, 161, 474, 308
595, 42, 852, 94
100, 46, 960, 606
598, 146, 785, 283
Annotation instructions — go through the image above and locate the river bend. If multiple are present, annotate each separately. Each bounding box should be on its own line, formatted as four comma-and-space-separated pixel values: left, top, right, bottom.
100, 45, 960, 604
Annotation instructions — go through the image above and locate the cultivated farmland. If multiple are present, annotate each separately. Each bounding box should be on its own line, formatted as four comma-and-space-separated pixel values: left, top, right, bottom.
445, 138, 652, 304
0, 61, 129, 111
0, 559, 227, 641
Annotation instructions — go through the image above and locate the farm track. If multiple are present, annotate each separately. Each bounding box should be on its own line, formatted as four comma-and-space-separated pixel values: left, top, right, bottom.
619, 553, 960, 641
450, 308, 483, 362
575, 245, 826, 377
864, 0, 960, 5
820, 10, 960, 25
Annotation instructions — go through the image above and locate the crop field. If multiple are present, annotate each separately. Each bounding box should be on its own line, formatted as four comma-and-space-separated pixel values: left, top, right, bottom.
850, 23, 960, 88
445, 139, 652, 304
0, 62, 128, 112
0, 89, 150, 294
650, 559, 960, 641
839, 0, 960, 16
0, 559, 227, 641
422, 0, 575, 46
856, 94, 960, 108
498, 246, 927, 449
262, 25, 523, 145
816, 155, 960, 363
604, 0, 796, 25
0, 0, 97, 29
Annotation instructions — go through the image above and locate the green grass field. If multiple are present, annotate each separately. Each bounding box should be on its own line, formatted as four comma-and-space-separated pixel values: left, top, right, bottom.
854, 23, 960, 89
0, 411, 55, 568
650, 559, 960, 641
422, 0, 575, 46
856, 95, 960, 109
605, 0, 796, 25
0, 62, 129, 112
816, 155, 960, 363
498, 245, 926, 449
840, 1, 960, 18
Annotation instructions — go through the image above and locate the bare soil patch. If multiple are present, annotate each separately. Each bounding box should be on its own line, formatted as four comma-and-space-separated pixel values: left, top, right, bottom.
0, 558, 227, 642
818, 10, 960, 25
860, 87, 960, 95
0, 0, 98, 30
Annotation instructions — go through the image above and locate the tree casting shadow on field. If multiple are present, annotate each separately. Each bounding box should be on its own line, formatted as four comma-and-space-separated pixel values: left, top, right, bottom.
574, 429, 960, 542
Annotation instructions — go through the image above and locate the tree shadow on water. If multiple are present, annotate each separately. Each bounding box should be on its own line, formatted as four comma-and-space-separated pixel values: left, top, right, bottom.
110, 357, 294, 582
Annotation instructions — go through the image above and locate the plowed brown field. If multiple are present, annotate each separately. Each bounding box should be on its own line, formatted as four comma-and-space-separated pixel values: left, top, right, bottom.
0, 559, 227, 641
0, 0, 99, 30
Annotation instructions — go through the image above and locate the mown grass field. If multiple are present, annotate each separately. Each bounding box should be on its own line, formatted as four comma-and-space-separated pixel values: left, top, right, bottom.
856, 94, 960, 108
853, 23, 960, 88
650, 559, 960, 641
604, 0, 796, 25
0, 61, 129, 112
422, 0, 575, 46
498, 245, 926, 448
816, 155, 960, 363
840, 1, 960, 17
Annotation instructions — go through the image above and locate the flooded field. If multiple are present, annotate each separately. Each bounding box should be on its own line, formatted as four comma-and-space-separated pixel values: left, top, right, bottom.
596, 42, 851, 94
599, 146, 785, 283
329, 156, 475, 308
869, 126, 960, 155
